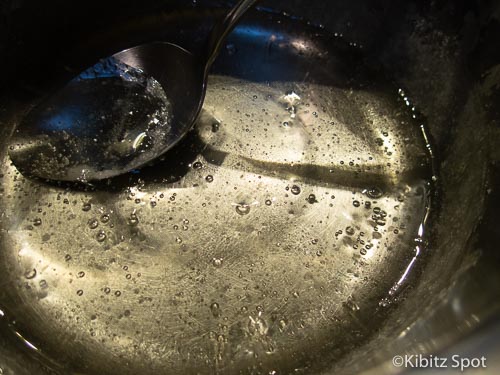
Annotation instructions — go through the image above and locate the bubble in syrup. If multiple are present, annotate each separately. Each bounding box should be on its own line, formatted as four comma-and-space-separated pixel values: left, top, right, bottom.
265, 199, 272, 206
366, 187, 383, 199
206, 175, 214, 183
345, 226, 355, 236
25, 268, 37, 279
82, 202, 91, 212
128, 213, 139, 226
226, 43, 236, 55
96, 230, 106, 242
291, 185, 301, 195
306, 194, 317, 203
88, 218, 99, 229
212, 257, 224, 268
210, 302, 221, 317
77, 290, 84, 296
33, 218, 42, 226
279, 319, 287, 332
235, 204, 250, 215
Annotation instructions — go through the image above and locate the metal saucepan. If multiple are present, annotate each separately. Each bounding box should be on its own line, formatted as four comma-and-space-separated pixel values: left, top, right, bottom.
0, 0, 499, 374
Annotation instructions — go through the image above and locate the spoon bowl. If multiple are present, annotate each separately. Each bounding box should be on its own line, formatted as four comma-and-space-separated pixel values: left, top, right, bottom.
9, 0, 257, 182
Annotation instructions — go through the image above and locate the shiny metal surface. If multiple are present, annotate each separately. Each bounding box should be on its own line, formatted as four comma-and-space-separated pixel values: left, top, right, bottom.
8, 0, 258, 182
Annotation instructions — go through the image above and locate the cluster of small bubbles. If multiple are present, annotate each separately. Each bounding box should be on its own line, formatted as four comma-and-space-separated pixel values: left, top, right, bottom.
265, 199, 272, 206
290, 185, 301, 195
210, 302, 221, 317
344, 297, 360, 312
96, 230, 106, 242
88, 218, 99, 229
372, 207, 387, 226
205, 175, 214, 183
306, 194, 317, 204
235, 203, 250, 215
82, 202, 92, 212
379, 297, 391, 308
24, 268, 37, 279
212, 257, 224, 268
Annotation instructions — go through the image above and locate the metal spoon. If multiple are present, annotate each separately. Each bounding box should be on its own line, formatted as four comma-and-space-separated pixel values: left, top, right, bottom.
9, 0, 258, 182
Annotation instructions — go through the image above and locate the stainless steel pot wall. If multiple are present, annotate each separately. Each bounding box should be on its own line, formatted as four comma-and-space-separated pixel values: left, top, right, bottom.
0, 0, 499, 374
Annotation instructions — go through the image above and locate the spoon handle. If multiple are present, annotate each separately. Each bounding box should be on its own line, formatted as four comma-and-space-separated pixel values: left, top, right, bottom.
204, 0, 260, 74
